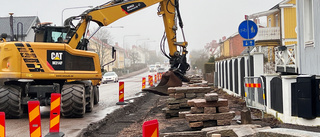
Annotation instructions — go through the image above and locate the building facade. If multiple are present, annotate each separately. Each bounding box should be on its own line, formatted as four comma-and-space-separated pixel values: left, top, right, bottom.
0, 16, 40, 42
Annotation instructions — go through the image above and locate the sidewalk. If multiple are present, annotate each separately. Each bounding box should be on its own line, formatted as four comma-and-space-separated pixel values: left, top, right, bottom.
118, 67, 149, 80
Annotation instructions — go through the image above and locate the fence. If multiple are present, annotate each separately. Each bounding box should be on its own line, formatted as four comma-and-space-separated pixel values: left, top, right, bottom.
243, 76, 266, 117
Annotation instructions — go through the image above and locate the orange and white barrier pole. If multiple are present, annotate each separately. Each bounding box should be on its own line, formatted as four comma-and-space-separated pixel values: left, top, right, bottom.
116, 81, 127, 105
142, 119, 159, 137
45, 93, 65, 137
28, 101, 41, 137
142, 77, 146, 89
0, 112, 5, 137
150, 76, 153, 87
49, 93, 61, 133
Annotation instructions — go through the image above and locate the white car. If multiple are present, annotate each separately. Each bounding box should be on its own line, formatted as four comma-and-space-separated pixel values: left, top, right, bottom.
149, 65, 157, 72
102, 72, 119, 84
157, 67, 166, 74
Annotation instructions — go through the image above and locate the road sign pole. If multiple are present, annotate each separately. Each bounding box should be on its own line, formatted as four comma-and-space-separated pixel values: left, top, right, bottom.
246, 19, 251, 77
239, 18, 258, 77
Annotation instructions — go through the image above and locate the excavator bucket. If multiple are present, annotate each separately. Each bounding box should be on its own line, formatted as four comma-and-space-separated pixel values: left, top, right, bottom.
142, 70, 186, 95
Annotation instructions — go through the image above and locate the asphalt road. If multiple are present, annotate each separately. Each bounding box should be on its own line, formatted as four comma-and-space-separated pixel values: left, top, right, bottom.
5, 70, 157, 137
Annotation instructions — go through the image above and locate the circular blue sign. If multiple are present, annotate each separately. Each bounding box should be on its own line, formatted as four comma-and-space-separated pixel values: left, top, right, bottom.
238, 20, 258, 39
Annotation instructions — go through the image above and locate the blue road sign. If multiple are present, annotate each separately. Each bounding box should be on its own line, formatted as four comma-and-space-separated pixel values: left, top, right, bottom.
243, 40, 255, 46
238, 20, 258, 39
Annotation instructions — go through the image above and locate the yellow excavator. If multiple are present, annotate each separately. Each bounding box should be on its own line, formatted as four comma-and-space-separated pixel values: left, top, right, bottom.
0, 0, 189, 118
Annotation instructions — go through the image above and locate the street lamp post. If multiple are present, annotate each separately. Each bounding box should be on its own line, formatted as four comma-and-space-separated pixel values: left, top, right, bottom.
123, 35, 140, 49
61, 6, 93, 25
136, 38, 150, 47
143, 40, 156, 50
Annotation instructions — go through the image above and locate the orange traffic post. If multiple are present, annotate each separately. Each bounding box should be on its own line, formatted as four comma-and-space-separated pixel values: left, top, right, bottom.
0, 112, 5, 137
116, 81, 127, 105
154, 74, 157, 84
148, 75, 151, 86
28, 101, 41, 137
142, 77, 146, 89
45, 93, 65, 137
150, 76, 153, 87
142, 119, 159, 137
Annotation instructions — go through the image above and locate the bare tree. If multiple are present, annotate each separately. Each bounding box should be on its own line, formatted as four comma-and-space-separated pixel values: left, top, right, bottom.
189, 49, 208, 72
127, 49, 141, 65
88, 27, 114, 69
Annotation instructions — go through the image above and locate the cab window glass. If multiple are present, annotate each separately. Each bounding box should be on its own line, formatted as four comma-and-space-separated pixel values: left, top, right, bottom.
52, 31, 67, 43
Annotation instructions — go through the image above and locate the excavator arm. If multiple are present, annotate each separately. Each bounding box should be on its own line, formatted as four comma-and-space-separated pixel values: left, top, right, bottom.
65, 0, 190, 95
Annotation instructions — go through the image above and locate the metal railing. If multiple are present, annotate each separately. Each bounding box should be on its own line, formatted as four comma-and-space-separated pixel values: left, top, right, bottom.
255, 27, 280, 41
243, 76, 266, 118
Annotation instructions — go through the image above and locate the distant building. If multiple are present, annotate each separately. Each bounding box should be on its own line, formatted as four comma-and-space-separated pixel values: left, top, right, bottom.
204, 40, 219, 57
0, 16, 40, 42
248, 0, 297, 63
219, 33, 246, 58
131, 45, 147, 64
88, 36, 115, 71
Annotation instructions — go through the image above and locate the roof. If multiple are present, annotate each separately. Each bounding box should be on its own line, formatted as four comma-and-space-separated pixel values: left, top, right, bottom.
248, 0, 294, 19
0, 16, 40, 36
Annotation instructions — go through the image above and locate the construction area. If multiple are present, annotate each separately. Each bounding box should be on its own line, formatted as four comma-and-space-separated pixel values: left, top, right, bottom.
79, 75, 320, 137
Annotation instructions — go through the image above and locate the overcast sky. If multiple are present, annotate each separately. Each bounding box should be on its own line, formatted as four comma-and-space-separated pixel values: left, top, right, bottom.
1, 0, 280, 51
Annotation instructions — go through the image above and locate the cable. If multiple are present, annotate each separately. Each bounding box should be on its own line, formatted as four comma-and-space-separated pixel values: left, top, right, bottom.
160, 31, 171, 59
166, 0, 175, 14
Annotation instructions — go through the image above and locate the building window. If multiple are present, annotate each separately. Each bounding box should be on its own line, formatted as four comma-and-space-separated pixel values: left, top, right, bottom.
268, 18, 271, 27
303, 0, 314, 47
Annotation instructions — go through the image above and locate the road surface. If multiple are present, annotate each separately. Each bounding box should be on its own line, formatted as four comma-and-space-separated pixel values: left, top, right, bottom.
5, 71, 157, 137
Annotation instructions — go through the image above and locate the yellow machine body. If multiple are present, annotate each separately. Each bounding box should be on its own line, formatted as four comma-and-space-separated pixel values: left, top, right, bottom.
0, 42, 101, 81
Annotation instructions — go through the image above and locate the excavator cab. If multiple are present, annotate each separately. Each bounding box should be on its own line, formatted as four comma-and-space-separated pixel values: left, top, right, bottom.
33, 23, 75, 43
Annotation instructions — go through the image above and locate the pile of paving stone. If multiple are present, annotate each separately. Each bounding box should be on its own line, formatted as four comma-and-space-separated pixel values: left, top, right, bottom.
162, 86, 212, 118
183, 92, 235, 128
160, 124, 320, 137
160, 124, 271, 137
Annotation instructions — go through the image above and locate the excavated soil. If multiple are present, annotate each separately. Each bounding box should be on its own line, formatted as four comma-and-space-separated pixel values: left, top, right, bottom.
79, 87, 320, 137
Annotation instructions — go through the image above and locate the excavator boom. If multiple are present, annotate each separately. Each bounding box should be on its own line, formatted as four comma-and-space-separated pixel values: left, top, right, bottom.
64, 0, 190, 95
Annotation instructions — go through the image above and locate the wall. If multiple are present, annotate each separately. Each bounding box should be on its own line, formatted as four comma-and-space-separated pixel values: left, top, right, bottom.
267, 11, 280, 27
282, 0, 297, 45
297, 0, 320, 75
229, 34, 245, 57
220, 40, 230, 57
